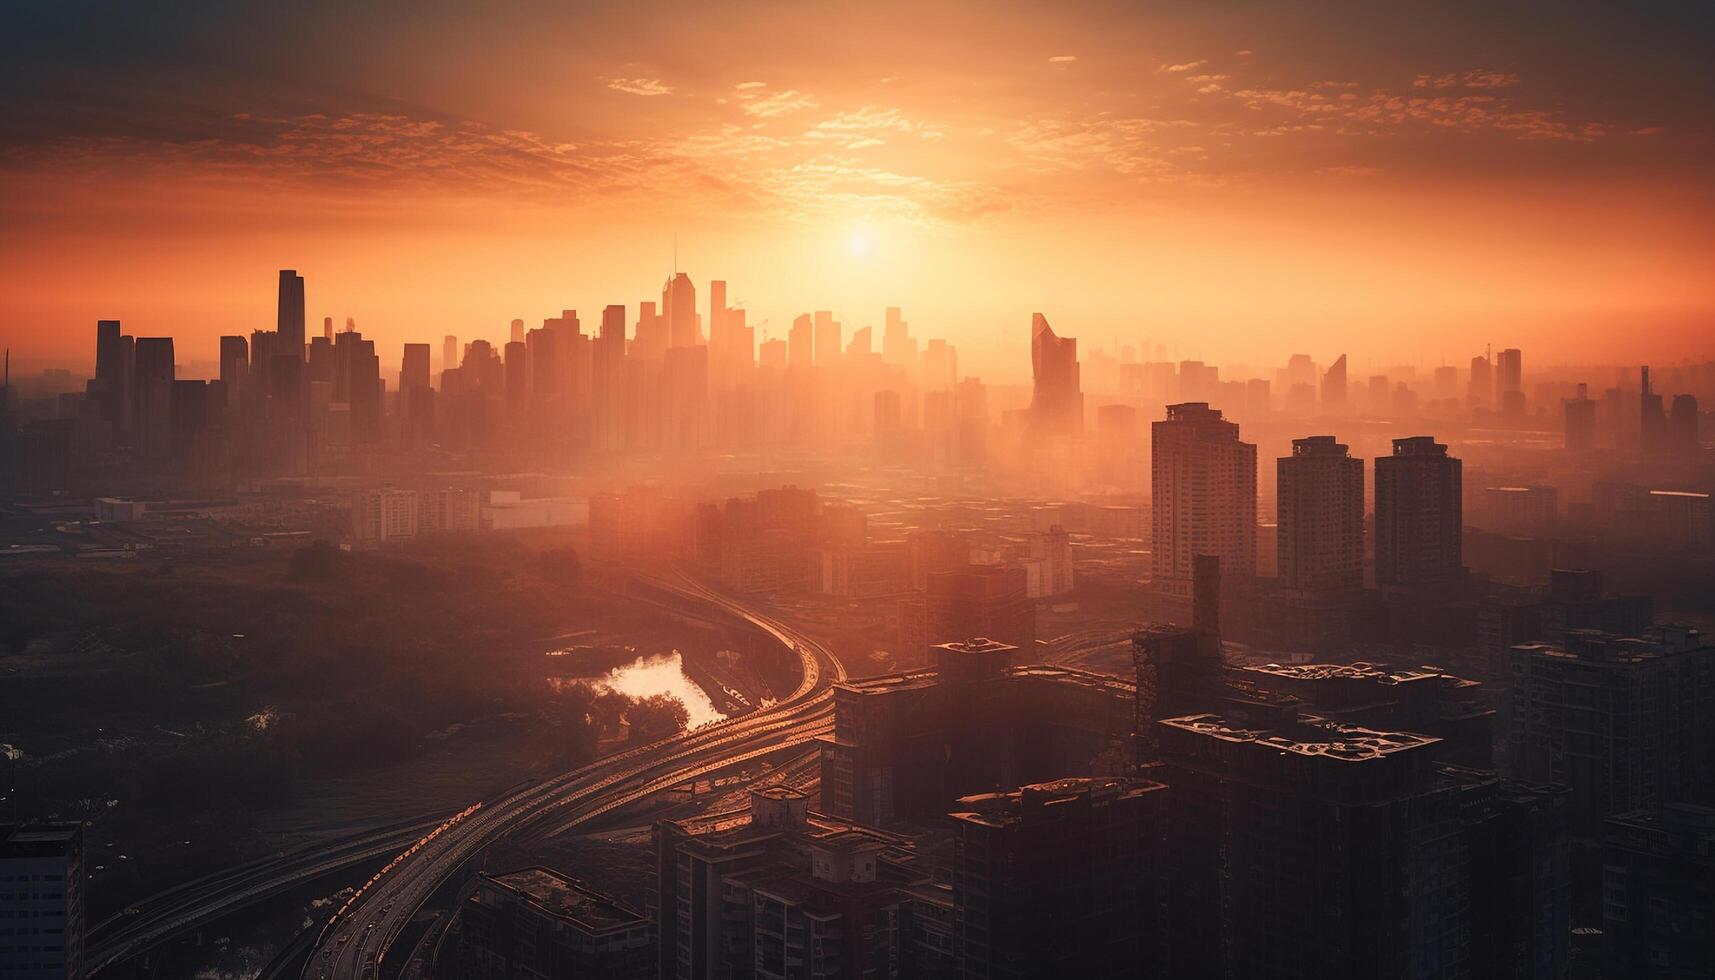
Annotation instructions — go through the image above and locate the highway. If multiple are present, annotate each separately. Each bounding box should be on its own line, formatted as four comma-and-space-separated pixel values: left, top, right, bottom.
85, 815, 447, 976
305, 568, 845, 980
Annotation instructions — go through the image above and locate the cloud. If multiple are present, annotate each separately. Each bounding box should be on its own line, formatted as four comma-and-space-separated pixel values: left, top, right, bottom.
1412, 70, 1521, 90
1048, 55, 1078, 63
803, 106, 943, 148
735, 81, 766, 90
738, 88, 818, 118
1163, 60, 1208, 73
602, 77, 674, 97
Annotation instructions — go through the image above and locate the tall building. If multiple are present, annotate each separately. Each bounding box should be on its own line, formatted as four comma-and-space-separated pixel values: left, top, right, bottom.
131, 337, 175, 461
1159, 713, 1468, 980
0, 823, 85, 980
1150, 403, 1257, 598
662, 272, 698, 348
1564, 383, 1597, 451
1603, 804, 1715, 979
921, 564, 1036, 654
651, 787, 920, 980
882, 306, 915, 365
787, 314, 813, 369
275, 269, 305, 357
451, 867, 651, 980
1669, 393, 1700, 455
1509, 626, 1714, 835
813, 310, 841, 368
1028, 313, 1082, 435
400, 343, 430, 393
1468, 354, 1492, 408
1374, 436, 1463, 597
1495, 347, 1522, 401
218, 335, 248, 404
1276, 435, 1364, 595
818, 640, 1133, 826
1320, 353, 1348, 412
1640, 365, 1667, 451
950, 777, 1168, 980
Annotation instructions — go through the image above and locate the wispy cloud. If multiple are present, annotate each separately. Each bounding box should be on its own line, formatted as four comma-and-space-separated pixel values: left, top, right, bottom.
602, 76, 675, 97
1048, 55, 1078, 63
738, 88, 818, 118
1162, 60, 1208, 73
1413, 70, 1521, 90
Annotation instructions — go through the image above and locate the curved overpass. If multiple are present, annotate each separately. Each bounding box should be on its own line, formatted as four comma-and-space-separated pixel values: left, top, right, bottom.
306, 568, 843, 980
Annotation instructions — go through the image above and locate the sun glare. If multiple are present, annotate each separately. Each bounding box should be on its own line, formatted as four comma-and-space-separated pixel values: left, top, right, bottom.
845, 227, 876, 258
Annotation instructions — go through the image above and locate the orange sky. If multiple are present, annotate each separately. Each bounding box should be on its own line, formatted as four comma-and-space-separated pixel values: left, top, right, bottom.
3, 1, 1712, 379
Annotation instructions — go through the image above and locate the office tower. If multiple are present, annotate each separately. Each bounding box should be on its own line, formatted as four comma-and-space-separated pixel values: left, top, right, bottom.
1374, 436, 1463, 596
787, 313, 813, 368
1509, 627, 1715, 836
1433, 364, 1459, 399
950, 777, 1168, 979
1639, 365, 1667, 451
131, 337, 175, 461
318, 315, 331, 342
1159, 713, 1472, 980
1321, 353, 1348, 412
1028, 313, 1083, 435
652, 787, 918, 980
1468, 353, 1492, 407
169, 380, 209, 459
503, 340, 529, 419
400, 343, 430, 393
847, 324, 872, 358
90, 319, 131, 429
306, 335, 334, 388
1602, 805, 1715, 979
1276, 436, 1364, 595
0, 822, 86, 980
708, 279, 726, 344
813, 310, 840, 367
1670, 394, 1700, 454
450, 868, 652, 980
758, 338, 787, 370
662, 271, 698, 348
509, 317, 525, 345
1564, 383, 1597, 450
882, 305, 915, 365
921, 338, 957, 392
217, 335, 248, 402
275, 269, 305, 356
442, 335, 459, 382
1150, 403, 1257, 597
1027, 525, 1074, 596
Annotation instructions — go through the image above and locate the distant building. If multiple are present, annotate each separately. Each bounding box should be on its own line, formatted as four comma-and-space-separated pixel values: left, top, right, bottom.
450, 867, 651, 980
1563, 383, 1597, 451
351, 488, 420, 547
1374, 436, 1464, 599
1276, 435, 1363, 595
0, 822, 85, 980
1027, 313, 1083, 436
1026, 524, 1074, 597
921, 563, 1036, 654
950, 776, 1168, 979
1151, 403, 1257, 600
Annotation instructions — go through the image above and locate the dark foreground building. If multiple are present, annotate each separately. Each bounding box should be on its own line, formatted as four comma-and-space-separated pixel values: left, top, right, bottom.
0, 823, 85, 980
447, 867, 651, 980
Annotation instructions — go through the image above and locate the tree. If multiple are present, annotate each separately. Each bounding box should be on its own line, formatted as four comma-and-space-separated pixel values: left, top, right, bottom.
626, 694, 690, 743
288, 540, 345, 583
536, 547, 583, 590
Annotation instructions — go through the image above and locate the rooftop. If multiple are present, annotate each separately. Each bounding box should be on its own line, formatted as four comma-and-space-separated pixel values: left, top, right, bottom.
484, 867, 645, 933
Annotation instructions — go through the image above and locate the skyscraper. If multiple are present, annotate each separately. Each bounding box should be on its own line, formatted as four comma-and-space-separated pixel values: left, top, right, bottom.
400, 343, 430, 392
787, 314, 812, 369
1564, 383, 1597, 451
1028, 313, 1083, 435
275, 269, 305, 357
661, 272, 698, 348
132, 336, 175, 461
1640, 365, 1667, 452
1151, 402, 1257, 597
218, 335, 249, 402
442, 335, 459, 382
1374, 436, 1463, 596
1321, 353, 1348, 413
813, 310, 840, 368
1277, 436, 1364, 595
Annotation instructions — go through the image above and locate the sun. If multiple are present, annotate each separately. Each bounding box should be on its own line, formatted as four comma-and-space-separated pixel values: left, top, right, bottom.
845, 227, 877, 258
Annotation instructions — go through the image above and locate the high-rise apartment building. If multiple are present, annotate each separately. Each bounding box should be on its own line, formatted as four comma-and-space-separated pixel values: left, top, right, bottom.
1276, 435, 1363, 595
1602, 804, 1715, 979
813, 310, 840, 368
950, 777, 1168, 979
1374, 436, 1463, 597
1320, 353, 1348, 412
131, 337, 175, 462
1150, 402, 1257, 598
0, 823, 85, 980
1564, 383, 1597, 451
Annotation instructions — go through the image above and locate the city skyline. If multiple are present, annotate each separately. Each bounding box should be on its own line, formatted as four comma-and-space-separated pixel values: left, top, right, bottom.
4, 2, 1715, 371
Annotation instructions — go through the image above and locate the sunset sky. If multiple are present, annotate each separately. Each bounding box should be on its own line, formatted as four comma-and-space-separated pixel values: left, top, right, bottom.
3, 1, 1712, 378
